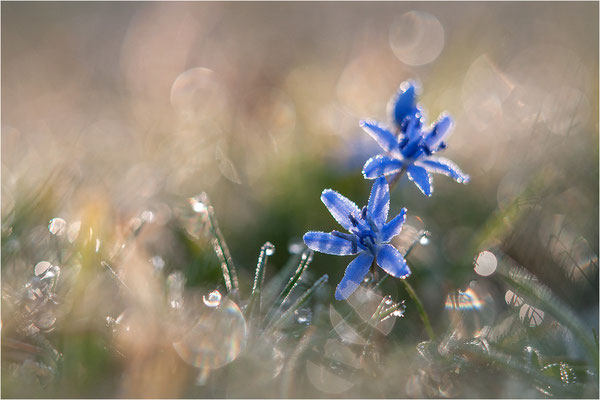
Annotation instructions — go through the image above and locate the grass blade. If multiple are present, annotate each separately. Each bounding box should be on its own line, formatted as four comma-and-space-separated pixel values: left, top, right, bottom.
246, 242, 275, 324
266, 274, 328, 334
189, 193, 239, 298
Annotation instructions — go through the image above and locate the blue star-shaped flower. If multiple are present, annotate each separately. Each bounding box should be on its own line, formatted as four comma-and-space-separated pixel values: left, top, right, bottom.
360, 81, 469, 197
303, 177, 410, 300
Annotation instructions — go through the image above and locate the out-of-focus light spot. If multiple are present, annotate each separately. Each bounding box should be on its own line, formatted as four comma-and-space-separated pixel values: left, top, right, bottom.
141, 210, 154, 223
67, 221, 81, 243
462, 54, 513, 131
48, 218, 67, 236
445, 288, 484, 311
150, 256, 165, 272
173, 298, 247, 369
474, 251, 497, 277
519, 304, 544, 327
541, 86, 590, 135
305, 359, 354, 394
393, 215, 424, 253
34, 261, 52, 277
167, 272, 185, 310
389, 11, 445, 66
336, 52, 407, 117
287, 240, 303, 255
505, 290, 524, 307
215, 145, 242, 184
170, 67, 229, 122
538, 214, 598, 283
329, 305, 367, 345
496, 170, 529, 210
306, 339, 359, 394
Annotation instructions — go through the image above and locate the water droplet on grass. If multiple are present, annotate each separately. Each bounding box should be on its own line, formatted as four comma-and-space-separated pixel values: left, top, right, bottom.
294, 308, 312, 325
150, 256, 165, 272
34, 261, 52, 276
48, 218, 67, 236
264, 242, 275, 256
141, 210, 154, 222
189, 196, 207, 213
203, 290, 222, 308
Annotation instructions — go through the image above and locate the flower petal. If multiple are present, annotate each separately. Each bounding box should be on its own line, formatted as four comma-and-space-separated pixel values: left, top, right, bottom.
406, 165, 433, 196
303, 231, 358, 255
381, 208, 407, 243
320, 189, 361, 231
362, 155, 405, 179
417, 157, 470, 184
424, 114, 452, 150
335, 252, 374, 300
367, 177, 390, 228
376, 244, 410, 278
387, 81, 418, 128
359, 120, 399, 153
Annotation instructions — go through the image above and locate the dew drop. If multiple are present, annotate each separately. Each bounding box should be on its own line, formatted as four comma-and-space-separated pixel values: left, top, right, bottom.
167, 272, 185, 310
34, 261, 52, 277
189, 196, 207, 213
150, 256, 165, 272
523, 345, 542, 368
48, 218, 67, 236
141, 210, 155, 222
294, 308, 312, 325
264, 242, 275, 256
363, 272, 374, 283
419, 234, 430, 246
384, 295, 393, 306
203, 290, 222, 308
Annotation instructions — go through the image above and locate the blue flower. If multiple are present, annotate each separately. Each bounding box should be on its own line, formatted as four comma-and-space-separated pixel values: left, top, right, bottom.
303, 177, 410, 300
360, 81, 469, 197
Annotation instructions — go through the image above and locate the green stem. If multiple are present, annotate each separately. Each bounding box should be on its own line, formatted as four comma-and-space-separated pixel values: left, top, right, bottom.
401, 279, 435, 340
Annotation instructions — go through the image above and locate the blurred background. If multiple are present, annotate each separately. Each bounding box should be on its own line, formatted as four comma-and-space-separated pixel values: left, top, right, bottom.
2, 2, 598, 398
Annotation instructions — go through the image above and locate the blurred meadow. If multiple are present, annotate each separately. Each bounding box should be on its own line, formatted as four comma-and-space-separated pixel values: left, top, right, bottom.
1, 2, 598, 398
